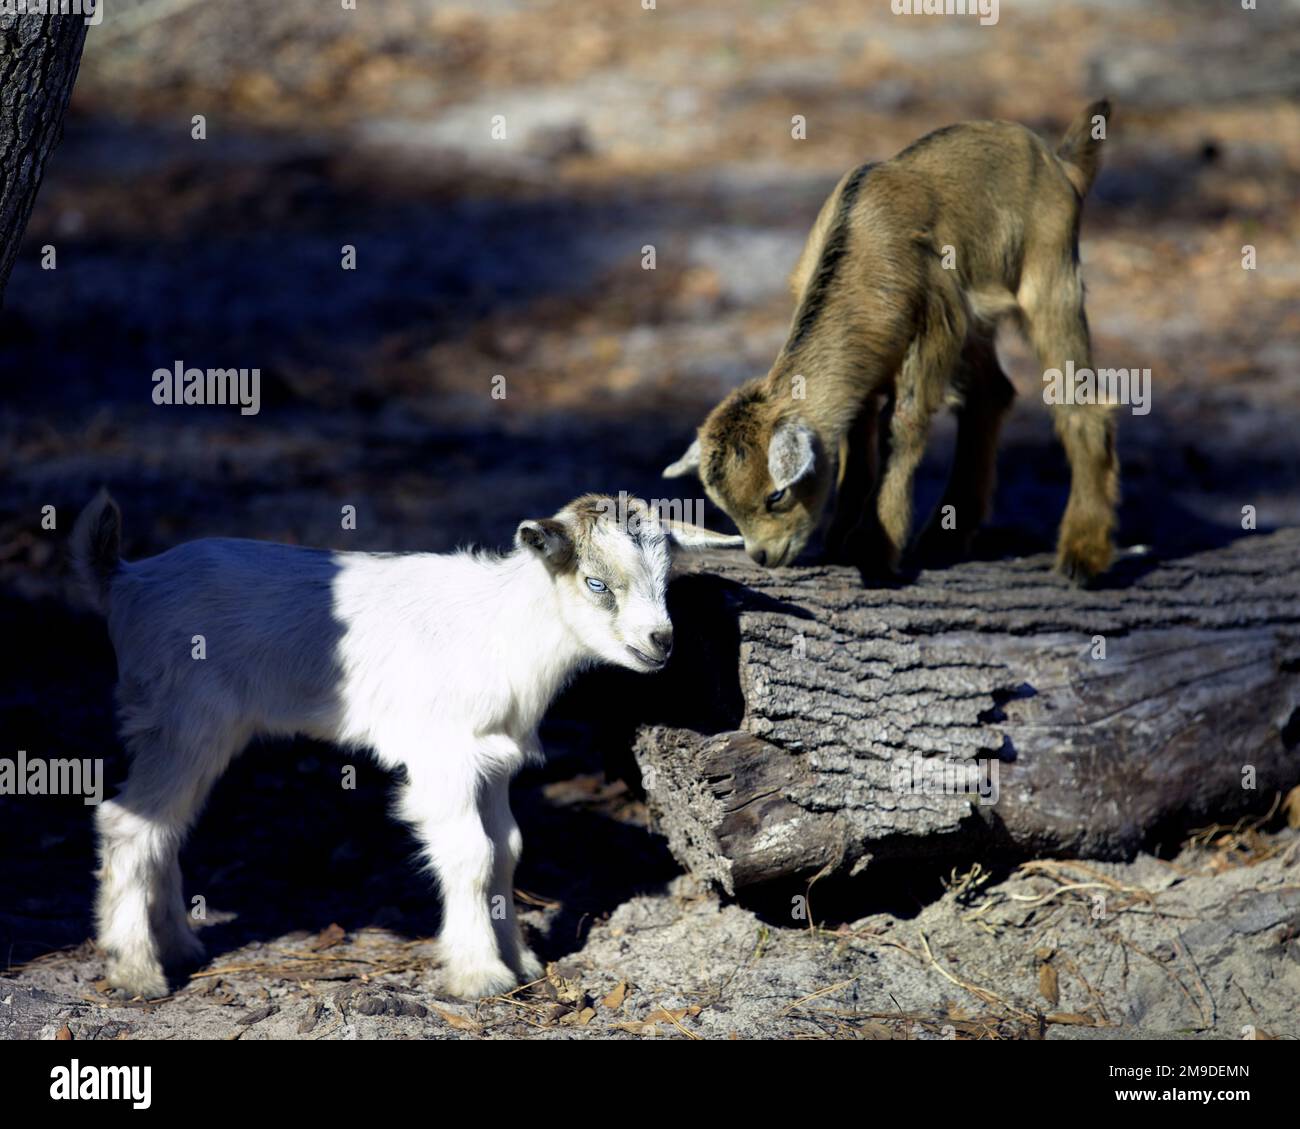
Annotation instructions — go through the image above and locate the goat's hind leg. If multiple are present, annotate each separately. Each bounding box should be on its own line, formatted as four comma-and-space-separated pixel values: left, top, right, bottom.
1020, 268, 1119, 584
152, 850, 206, 967
917, 333, 1015, 563
482, 772, 543, 982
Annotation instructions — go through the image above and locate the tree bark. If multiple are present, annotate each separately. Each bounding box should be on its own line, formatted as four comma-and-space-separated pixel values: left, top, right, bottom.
618, 532, 1300, 893
0, 10, 87, 307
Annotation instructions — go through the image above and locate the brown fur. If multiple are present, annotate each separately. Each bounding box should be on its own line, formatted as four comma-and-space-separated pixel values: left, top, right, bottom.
664, 100, 1118, 584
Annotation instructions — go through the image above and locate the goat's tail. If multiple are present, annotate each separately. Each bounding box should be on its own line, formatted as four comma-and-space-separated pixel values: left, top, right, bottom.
1056, 98, 1111, 196
71, 489, 122, 613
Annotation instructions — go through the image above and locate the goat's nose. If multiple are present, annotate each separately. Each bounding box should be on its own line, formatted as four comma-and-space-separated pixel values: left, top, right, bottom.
749, 546, 768, 566
650, 628, 674, 659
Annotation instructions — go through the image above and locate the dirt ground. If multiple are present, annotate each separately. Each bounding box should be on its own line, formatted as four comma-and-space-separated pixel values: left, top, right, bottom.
2, 0, 1299, 1039
5, 823, 1298, 1040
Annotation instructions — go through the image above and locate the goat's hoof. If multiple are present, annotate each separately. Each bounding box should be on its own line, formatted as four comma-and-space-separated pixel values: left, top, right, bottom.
444, 959, 519, 1000
1056, 539, 1113, 587
824, 527, 877, 566
915, 524, 975, 567
104, 957, 170, 1000
515, 948, 545, 982
161, 926, 206, 967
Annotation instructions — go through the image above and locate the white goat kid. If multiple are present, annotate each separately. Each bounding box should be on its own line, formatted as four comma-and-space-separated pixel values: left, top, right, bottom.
71, 491, 739, 1000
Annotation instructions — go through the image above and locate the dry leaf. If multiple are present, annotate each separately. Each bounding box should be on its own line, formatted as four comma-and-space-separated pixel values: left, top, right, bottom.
310, 923, 346, 951
614, 1004, 701, 1037
557, 985, 586, 1007
546, 967, 586, 1006
601, 981, 627, 1009
434, 1007, 481, 1033
1045, 1012, 1099, 1026
644, 1006, 701, 1024
559, 1005, 596, 1027
1282, 784, 1300, 829
55, 1024, 72, 1041
1038, 963, 1060, 1007
297, 1000, 324, 1034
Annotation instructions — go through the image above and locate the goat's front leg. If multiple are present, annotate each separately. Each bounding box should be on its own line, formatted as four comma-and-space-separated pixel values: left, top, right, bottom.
398, 752, 518, 1000
482, 771, 543, 983
875, 291, 965, 571
824, 397, 882, 563
875, 383, 940, 571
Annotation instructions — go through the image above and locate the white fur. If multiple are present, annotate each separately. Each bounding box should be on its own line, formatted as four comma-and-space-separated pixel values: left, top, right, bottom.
75, 494, 739, 1000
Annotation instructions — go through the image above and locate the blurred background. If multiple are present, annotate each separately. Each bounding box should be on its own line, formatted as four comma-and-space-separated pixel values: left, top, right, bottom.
2, 0, 1299, 984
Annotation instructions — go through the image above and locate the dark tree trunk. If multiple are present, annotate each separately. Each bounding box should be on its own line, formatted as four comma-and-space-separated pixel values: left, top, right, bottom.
597, 533, 1300, 893
0, 11, 87, 306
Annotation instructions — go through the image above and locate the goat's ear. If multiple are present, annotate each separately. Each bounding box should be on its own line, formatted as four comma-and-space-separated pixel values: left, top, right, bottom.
768, 418, 817, 489
662, 436, 701, 479
663, 520, 743, 552
516, 518, 575, 569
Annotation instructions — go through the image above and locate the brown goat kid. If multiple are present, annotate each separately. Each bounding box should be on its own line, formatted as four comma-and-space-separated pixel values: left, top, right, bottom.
664, 101, 1118, 584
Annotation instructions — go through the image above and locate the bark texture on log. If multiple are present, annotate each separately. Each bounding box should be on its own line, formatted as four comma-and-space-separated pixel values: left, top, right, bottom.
0, 11, 87, 306
627, 533, 1300, 893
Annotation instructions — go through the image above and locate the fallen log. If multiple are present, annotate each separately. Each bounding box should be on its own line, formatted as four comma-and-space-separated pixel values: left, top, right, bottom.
611, 531, 1300, 893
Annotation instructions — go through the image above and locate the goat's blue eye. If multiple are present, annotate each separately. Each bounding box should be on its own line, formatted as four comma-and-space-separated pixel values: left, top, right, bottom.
586, 578, 608, 593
